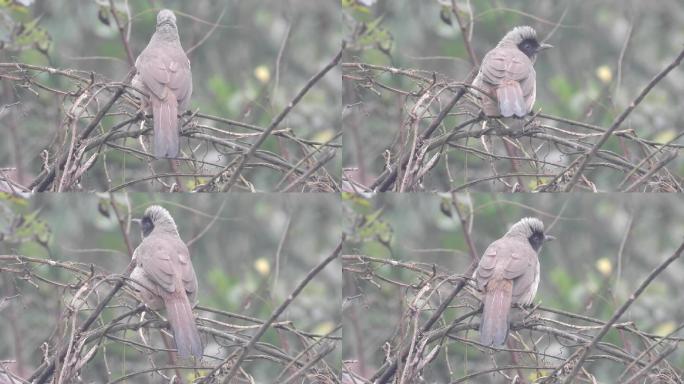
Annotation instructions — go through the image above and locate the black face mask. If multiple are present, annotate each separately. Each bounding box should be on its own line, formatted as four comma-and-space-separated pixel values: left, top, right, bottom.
141, 216, 154, 237
518, 38, 540, 59
528, 231, 546, 252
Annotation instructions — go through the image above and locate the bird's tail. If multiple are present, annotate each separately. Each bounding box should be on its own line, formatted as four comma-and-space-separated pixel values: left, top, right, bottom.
152, 96, 179, 158
164, 292, 202, 359
480, 279, 513, 347
496, 81, 526, 117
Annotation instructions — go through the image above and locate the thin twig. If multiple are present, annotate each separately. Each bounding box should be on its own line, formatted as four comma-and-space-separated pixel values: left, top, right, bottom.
221, 43, 344, 191
200, 235, 344, 383
561, 239, 684, 383
563, 46, 684, 191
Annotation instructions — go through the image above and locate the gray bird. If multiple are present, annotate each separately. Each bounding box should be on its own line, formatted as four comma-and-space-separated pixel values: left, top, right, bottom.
474, 217, 554, 346
472, 26, 551, 118
130, 205, 202, 358
133, 9, 193, 158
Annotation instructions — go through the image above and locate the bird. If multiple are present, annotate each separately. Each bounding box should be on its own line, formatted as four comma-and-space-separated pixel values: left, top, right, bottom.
472, 26, 551, 118
474, 217, 554, 347
130, 205, 202, 358
133, 9, 193, 158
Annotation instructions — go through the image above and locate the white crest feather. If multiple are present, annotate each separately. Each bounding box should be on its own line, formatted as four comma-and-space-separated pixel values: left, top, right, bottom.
498, 26, 538, 47
505, 217, 544, 238
143, 205, 178, 233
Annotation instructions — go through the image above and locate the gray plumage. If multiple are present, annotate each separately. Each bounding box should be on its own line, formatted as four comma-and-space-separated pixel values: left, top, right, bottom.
130, 205, 202, 358
133, 9, 192, 158
472, 26, 550, 118
474, 217, 552, 346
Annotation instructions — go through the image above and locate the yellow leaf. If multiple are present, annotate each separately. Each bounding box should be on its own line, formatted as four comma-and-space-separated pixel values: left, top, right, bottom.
313, 321, 336, 335
312, 128, 335, 145
254, 258, 270, 276
254, 65, 271, 84
596, 65, 612, 84
654, 321, 676, 337
595, 257, 612, 277
529, 369, 551, 380
652, 129, 677, 144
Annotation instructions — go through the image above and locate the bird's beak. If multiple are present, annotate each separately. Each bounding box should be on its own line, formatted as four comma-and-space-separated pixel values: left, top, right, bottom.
544, 235, 556, 242
131, 218, 142, 224
538, 43, 553, 51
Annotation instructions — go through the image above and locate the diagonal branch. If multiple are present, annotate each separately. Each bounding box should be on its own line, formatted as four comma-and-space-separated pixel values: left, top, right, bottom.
563, 46, 684, 191
198, 235, 344, 383
370, 217, 481, 384
30, 270, 135, 383
561, 239, 684, 383
221, 43, 344, 191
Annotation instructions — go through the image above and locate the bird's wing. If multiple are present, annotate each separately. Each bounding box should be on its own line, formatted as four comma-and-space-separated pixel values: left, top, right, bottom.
477, 236, 539, 300
472, 72, 500, 116
135, 44, 192, 105
179, 244, 198, 302
171, 58, 192, 110
480, 47, 534, 87
137, 234, 193, 295
522, 67, 537, 111
166, 54, 192, 109
135, 49, 171, 101
502, 245, 538, 300
520, 66, 536, 97
475, 242, 500, 289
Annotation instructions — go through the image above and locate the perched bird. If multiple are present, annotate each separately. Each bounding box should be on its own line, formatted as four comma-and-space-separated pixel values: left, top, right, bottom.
474, 217, 554, 346
130, 205, 202, 358
472, 26, 551, 118
133, 9, 193, 158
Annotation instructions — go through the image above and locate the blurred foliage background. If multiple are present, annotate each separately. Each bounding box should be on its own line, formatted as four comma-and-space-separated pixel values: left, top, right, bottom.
0, 193, 341, 382
342, 0, 684, 191
0, 0, 341, 191
343, 192, 684, 382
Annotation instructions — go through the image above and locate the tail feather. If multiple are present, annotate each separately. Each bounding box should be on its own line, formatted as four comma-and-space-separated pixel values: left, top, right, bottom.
480, 279, 513, 347
152, 97, 179, 158
496, 82, 526, 117
164, 293, 202, 359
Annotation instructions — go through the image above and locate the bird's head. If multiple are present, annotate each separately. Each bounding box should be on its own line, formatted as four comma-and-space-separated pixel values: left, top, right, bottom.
156, 9, 177, 28
499, 26, 552, 62
506, 217, 555, 252
154, 9, 179, 40
136, 205, 178, 237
